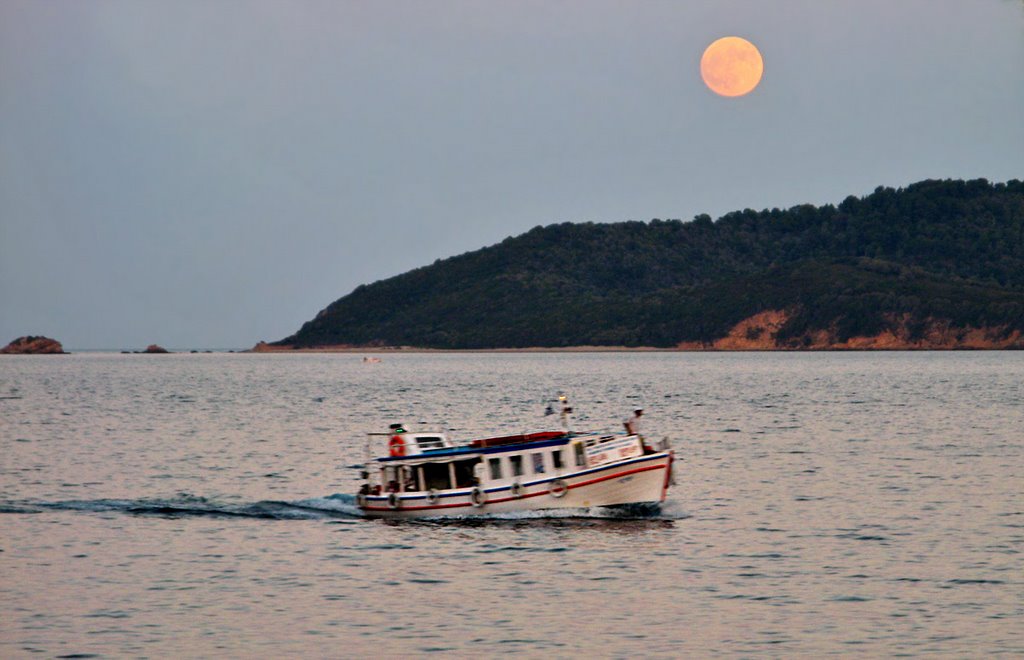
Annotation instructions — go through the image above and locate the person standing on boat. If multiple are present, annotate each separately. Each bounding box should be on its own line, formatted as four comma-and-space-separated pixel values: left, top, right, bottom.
624, 408, 643, 436
625, 407, 655, 454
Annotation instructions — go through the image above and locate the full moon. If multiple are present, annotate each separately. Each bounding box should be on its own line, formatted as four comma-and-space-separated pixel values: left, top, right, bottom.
700, 36, 764, 97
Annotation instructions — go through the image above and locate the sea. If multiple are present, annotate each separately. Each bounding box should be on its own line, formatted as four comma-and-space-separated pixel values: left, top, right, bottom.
1, 351, 1021, 657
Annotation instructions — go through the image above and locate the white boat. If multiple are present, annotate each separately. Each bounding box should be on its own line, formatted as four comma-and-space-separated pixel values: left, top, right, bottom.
355, 403, 675, 519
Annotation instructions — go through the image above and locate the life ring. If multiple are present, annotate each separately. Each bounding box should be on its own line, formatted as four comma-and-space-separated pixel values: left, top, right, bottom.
470, 487, 487, 508
510, 481, 524, 499
356, 493, 367, 508
388, 435, 406, 457
426, 489, 440, 505
548, 479, 568, 499
387, 492, 401, 510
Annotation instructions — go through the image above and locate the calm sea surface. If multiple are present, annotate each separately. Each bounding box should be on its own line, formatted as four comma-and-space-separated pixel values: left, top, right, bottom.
1, 352, 1021, 657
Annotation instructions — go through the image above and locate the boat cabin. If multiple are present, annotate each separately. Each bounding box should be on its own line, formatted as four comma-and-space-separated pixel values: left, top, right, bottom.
386, 432, 454, 457
364, 428, 649, 496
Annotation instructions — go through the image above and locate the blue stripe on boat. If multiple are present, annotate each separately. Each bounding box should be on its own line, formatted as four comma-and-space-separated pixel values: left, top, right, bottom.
364, 451, 668, 502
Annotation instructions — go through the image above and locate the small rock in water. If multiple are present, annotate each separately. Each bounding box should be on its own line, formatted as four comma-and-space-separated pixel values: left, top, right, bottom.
0, 335, 67, 354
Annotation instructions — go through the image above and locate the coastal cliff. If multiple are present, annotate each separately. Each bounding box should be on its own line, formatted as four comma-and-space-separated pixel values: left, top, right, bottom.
679, 310, 1024, 350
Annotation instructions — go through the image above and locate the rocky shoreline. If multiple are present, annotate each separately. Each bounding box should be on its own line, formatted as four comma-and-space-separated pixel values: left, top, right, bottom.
676, 310, 1024, 351
249, 312, 1024, 353
6, 327, 1017, 356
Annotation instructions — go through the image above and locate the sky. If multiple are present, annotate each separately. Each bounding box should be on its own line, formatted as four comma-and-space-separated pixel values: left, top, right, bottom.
2, 0, 1023, 349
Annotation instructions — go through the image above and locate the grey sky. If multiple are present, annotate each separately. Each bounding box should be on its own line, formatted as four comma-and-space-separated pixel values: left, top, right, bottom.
2, 0, 1022, 349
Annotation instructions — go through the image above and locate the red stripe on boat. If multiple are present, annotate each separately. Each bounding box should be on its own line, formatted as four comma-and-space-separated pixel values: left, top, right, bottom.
362, 460, 669, 512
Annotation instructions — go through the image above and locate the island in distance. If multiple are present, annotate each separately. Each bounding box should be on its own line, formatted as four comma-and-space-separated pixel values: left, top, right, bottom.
1, 336, 67, 354
264, 179, 1024, 351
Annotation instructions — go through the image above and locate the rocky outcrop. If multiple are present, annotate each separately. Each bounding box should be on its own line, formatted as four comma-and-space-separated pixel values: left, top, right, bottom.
1, 336, 67, 354
144, 344, 170, 353
677, 310, 1024, 350
708, 310, 791, 350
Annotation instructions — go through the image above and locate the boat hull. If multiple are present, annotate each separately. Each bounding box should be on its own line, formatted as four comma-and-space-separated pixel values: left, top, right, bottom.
359, 451, 673, 519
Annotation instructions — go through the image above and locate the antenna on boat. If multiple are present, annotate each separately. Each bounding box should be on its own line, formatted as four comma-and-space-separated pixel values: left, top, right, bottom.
558, 393, 573, 433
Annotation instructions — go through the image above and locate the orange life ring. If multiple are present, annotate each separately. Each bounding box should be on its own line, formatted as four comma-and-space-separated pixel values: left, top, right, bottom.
388, 434, 406, 457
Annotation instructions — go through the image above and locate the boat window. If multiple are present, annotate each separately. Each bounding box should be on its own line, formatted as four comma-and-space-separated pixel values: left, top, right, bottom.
532, 453, 545, 474
574, 443, 586, 467
422, 462, 452, 491
510, 455, 523, 477
416, 436, 446, 450
488, 457, 502, 481
383, 467, 400, 492
453, 459, 479, 488
402, 466, 418, 491
552, 449, 563, 469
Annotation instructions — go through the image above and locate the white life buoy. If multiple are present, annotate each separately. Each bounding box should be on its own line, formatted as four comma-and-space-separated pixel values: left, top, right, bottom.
510, 481, 524, 499
470, 487, 487, 508
426, 489, 440, 505
548, 479, 568, 499
387, 492, 401, 510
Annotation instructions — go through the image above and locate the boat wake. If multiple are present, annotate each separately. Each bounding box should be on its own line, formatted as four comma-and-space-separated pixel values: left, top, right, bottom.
1, 494, 364, 520
1, 494, 687, 522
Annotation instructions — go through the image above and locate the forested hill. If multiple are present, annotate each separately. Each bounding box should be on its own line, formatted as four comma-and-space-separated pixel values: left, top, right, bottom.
271, 178, 1024, 349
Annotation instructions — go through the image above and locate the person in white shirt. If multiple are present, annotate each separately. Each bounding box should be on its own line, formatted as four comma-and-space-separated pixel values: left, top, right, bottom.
624, 407, 643, 436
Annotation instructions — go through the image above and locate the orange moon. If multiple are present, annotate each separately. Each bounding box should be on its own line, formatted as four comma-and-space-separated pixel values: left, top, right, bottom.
700, 36, 764, 97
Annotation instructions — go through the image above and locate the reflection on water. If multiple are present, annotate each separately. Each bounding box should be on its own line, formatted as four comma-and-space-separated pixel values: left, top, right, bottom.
0, 351, 1021, 656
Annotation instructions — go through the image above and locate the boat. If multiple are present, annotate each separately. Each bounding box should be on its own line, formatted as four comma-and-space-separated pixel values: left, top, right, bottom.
355, 399, 675, 519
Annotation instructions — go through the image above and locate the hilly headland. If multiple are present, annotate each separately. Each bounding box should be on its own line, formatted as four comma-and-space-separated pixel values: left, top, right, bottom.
266, 178, 1024, 350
